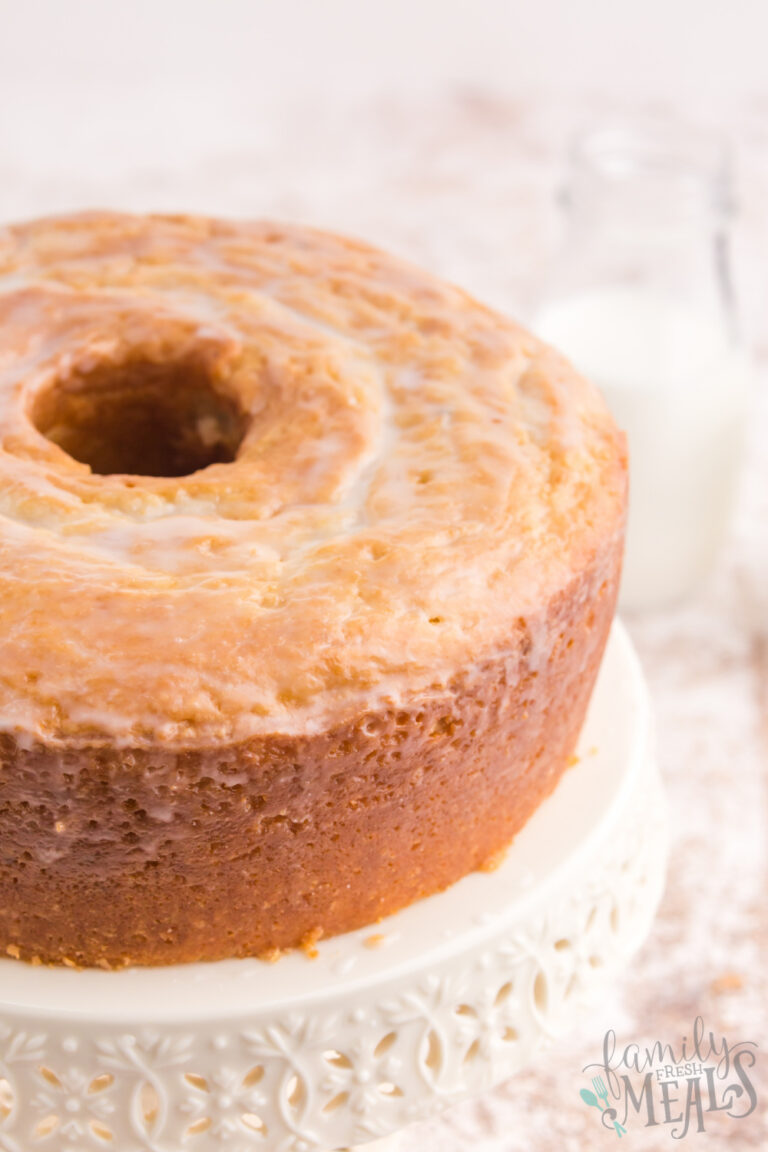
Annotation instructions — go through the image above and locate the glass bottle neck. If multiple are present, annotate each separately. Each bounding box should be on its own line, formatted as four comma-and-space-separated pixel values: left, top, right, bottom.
552, 120, 734, 324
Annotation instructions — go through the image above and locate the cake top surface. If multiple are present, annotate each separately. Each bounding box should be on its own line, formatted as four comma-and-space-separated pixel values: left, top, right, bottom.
0, 212, 625, 745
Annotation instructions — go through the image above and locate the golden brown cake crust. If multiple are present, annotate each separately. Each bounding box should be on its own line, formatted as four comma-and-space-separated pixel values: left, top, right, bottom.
0, 212, 626, 967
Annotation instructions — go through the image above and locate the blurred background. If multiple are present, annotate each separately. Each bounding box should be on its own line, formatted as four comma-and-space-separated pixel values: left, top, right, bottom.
0, 1, 765, 1147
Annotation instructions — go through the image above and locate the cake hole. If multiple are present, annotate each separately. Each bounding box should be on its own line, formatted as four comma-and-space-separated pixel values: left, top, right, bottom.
495, 981, 513, 1005
32, 355, 247, 477
90, 1120, 113, 1142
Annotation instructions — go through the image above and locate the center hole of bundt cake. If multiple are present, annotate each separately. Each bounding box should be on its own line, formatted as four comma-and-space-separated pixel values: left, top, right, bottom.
32, 356, 248, 477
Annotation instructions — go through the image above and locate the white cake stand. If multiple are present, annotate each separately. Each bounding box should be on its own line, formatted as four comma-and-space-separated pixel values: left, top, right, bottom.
0, 622, 666, 1152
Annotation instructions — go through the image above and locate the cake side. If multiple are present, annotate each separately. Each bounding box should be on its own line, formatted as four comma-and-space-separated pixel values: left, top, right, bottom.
0, 529, 622, 968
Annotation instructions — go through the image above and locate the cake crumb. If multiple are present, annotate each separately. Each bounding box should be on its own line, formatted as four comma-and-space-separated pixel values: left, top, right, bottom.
567, 753, 580, 768
364, 933, 386, 950
710, 972, 743, 995
5, 944, 20, 959
259, 946, 283, 964
300, 927, 324, 959
479, 845, 509, 873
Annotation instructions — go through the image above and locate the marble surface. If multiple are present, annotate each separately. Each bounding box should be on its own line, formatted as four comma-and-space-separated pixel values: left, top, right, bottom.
1, 89, 765, 1148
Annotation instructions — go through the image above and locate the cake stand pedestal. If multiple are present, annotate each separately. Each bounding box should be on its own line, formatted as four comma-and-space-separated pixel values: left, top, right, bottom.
0, 622, 666, 1152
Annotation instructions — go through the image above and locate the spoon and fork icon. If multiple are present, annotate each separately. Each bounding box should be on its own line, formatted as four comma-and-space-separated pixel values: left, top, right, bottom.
580, 1075, 627, 1137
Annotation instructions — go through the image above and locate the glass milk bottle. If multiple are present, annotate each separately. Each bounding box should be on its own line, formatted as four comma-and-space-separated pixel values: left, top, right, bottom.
535, 122, 749, 611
